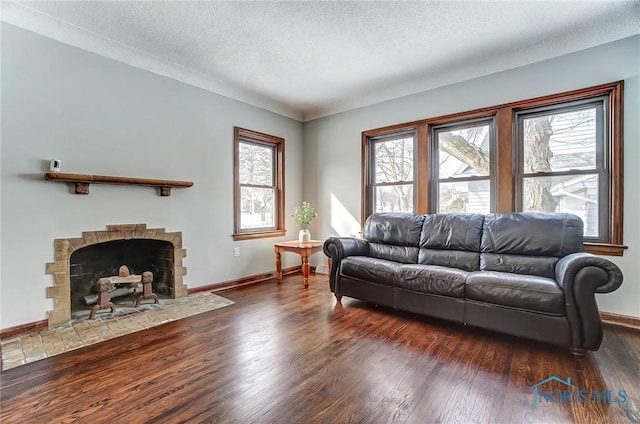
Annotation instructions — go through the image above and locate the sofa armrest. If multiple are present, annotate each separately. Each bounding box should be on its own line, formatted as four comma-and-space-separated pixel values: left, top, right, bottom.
556, 253, 623, 293
555, 253, 623, 350
323, 237, 370, 293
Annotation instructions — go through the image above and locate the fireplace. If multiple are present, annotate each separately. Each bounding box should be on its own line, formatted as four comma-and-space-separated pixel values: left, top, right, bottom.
46, 224, 188, 327
70, 239, 174, 312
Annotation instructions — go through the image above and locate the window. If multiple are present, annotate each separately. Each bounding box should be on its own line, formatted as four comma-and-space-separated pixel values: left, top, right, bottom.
367, 132, 416, 215
362, 81, 625, 255
516, 101, 607, 241
432, 119, 495, 214
233, 127, 285, 240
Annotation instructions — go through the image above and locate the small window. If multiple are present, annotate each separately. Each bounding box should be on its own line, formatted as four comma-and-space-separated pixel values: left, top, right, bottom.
233, 127, 285, 240
368, 132, 416, 215
516, 100, 607, 241
432, 119, 495, 214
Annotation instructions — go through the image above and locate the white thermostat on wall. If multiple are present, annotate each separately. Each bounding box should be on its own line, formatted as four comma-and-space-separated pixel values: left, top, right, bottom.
49, 159, 61, 172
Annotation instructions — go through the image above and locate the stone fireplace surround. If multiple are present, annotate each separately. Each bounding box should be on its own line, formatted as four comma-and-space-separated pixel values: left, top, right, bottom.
46, 224, 187, 327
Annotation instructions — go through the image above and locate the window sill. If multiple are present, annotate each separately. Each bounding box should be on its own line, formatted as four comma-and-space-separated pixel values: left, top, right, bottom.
584, 242, 628, 256
233, 230, 287, 241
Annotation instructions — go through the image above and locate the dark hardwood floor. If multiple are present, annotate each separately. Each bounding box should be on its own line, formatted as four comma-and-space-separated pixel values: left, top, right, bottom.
1, 273, 639, 423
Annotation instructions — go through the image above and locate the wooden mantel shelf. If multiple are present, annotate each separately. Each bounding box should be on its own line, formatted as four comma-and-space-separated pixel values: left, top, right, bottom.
44, 172, 193, 196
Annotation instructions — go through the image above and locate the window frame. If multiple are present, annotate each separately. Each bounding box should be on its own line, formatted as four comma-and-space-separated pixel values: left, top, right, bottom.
366, 130, 417, 216
430, 117, 497, 214
233, 127, 286, 241
362, 81, 626, 255
514, 98, 609, 242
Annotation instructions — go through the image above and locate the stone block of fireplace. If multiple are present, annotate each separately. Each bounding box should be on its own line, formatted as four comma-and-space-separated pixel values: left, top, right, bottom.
46, 224, 188, 327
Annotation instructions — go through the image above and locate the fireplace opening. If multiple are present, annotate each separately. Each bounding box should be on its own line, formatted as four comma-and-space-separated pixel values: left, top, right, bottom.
69, 239, 174, 314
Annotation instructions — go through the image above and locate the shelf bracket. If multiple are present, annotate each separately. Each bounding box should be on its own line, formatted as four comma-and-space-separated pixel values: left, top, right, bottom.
75, 182, 90, 195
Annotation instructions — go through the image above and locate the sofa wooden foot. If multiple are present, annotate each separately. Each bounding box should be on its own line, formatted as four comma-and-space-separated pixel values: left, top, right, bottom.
570, 348, 586, 357
335, 294, 342, 302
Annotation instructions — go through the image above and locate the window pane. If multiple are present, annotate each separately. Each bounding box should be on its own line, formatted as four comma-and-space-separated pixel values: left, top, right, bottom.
374, 137, 413, 183
239, 142, 273, 185
438, 125, 490, 179
438, 180, 491, 214
522, 108, 596, 173
522, 174, 599, 238
240, 186, 275, 229
375, 184, 413, 212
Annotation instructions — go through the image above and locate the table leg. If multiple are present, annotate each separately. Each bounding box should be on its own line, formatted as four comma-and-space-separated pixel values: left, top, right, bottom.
302, 254, 310, 288
275, 251, 282, 283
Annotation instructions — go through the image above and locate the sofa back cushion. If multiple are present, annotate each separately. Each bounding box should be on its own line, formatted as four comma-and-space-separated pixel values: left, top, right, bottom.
480, 212, 584, 279
417, 213, 484, 271
364, 213, 424, 263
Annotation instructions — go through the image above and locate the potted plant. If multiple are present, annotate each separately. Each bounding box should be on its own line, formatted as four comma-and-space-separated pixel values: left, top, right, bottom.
291, 201, 318, 242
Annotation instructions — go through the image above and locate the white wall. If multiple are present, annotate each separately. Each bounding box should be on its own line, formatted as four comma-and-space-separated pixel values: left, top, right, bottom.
304, 35, 640, 318
0, 24, 305, 328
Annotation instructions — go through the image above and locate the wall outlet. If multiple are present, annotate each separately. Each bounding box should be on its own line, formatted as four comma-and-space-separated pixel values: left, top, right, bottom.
233, 247, 240, 257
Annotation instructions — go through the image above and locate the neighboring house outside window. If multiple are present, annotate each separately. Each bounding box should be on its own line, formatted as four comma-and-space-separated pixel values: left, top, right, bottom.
516, 100, 608, 241
361, 81, 625, 256
432, 119, 495, 214
233, 127, 285, 241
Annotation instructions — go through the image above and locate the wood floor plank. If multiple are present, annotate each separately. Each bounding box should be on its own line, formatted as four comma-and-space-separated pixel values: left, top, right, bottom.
1, 274, 639, 423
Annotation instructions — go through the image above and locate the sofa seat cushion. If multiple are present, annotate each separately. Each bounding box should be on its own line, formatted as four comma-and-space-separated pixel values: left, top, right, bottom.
466, 271, 564, 314
395, 264, 468, 298
340, 256, 398, 287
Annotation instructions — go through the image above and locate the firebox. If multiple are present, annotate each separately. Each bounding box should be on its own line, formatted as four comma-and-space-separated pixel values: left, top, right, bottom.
70, 239, 174, 312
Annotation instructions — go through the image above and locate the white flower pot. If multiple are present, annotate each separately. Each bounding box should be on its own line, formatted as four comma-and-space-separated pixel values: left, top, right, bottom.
298, 229, 311, 243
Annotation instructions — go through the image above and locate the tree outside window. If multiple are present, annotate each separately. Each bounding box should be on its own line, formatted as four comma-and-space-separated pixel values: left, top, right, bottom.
517, 103, 605, 240
369, 133, 415, 214
233, 127, 285, 240
239, 142, 275, 229
433, 121, 494, 214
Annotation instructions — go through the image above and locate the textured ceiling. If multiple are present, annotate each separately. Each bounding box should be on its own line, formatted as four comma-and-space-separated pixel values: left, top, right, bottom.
3, 1, 639, 121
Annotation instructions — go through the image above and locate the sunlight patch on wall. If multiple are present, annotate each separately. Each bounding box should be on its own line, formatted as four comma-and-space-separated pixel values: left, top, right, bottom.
330, 193, 360, 237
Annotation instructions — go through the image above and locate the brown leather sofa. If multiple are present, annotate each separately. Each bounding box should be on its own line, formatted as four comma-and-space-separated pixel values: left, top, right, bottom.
323, 212, 623, 355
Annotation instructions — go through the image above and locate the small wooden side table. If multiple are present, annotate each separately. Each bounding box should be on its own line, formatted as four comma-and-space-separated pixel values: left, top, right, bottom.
274, 240, 327, 288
